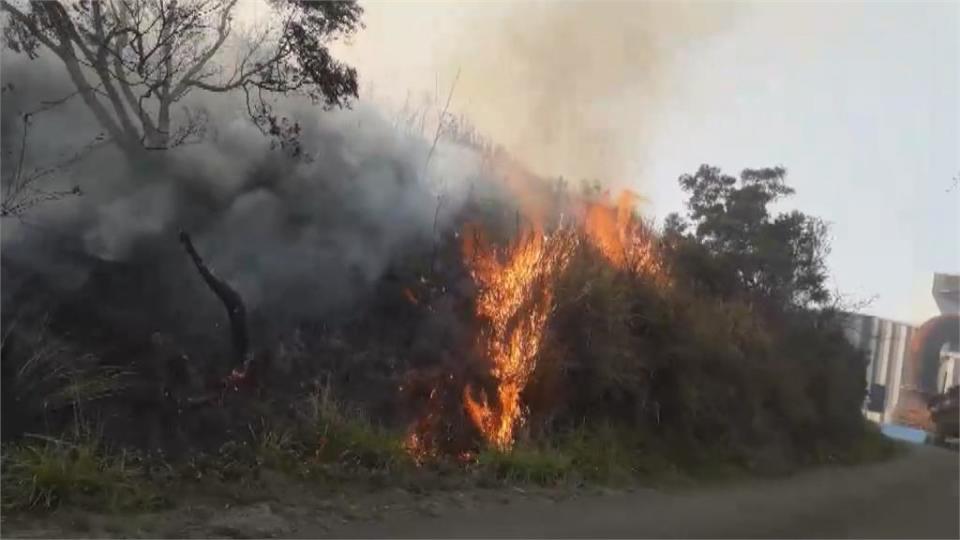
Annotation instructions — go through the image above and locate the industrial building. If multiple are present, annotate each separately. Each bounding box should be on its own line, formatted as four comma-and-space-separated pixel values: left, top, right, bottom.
842, 313, 915, 424
842, 273, 960, 428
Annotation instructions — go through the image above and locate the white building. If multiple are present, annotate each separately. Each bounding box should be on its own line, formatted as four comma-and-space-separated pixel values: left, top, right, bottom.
841, 313, 915, 424
843, 273, 959, 427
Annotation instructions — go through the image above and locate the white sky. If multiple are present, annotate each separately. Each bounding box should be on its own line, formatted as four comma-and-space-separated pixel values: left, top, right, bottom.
329, 1, 959, 324
645, 2, 959, 324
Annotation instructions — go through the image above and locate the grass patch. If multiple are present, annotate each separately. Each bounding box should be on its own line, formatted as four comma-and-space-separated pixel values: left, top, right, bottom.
251, 426, 301, 476
1, 437, 161, 512
559, 423, 642, 484
301, 382, 410, 474
812, 423, 906, 466
315, 419, 408, 472
199, 383, 414, 487
477, 446, 572, 485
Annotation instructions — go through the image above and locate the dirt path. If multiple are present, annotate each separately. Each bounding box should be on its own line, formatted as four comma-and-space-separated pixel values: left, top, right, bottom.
325, 445, 958, 539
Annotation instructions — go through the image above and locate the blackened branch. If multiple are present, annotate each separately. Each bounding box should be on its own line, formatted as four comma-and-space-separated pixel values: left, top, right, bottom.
178, 231, 248, 367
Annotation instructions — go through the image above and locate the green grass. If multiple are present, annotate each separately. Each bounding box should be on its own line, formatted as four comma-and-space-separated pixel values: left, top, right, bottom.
1, 437, 161, 512
810, 422, 906, 466
559, 423, 642, 484
203, 384, 414, 487
7, 381, 898, 517
470, 424, 692, 488
316, 420, 408, 472
477, 446, 573, 485
300, 382, 410, 474
251, 425, 302, 476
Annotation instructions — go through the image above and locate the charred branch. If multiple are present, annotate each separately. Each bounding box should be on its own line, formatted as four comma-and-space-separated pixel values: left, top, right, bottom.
178, 231, 248, 367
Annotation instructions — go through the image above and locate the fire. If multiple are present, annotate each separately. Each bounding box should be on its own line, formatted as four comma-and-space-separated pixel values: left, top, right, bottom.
461, 223, 578, 450
403, 389, 437, 462
584, 190, 668, 285
403, 187, 669, 458
401, 370, 458, 462
402, 287, 419, 305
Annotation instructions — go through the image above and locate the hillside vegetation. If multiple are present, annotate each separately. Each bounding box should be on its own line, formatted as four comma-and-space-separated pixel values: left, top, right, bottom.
1, 159, 895, 514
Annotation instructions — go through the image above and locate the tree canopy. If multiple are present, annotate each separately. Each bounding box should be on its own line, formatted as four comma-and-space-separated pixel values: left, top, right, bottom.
665, 164, 831, 309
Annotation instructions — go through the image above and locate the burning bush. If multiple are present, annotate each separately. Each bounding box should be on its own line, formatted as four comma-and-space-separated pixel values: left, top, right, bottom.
401, 166, 871, 476
1, 155, 880, 513
460, 223, 579, 450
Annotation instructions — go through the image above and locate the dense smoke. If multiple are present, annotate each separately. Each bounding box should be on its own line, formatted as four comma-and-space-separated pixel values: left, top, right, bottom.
0, 49, 484, 328
1, 1, 737, 336
335, 2, 737, 190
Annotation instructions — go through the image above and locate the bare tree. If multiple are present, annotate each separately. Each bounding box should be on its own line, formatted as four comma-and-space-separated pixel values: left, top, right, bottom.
2, 0, 363, 161
0, 84, 98, 218
1, 111, 88, 218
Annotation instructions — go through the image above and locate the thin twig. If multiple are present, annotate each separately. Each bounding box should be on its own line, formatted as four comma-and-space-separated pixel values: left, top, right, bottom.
424, 67, 461, 172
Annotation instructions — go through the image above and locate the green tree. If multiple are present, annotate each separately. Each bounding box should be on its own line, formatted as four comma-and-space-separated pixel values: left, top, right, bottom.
666, 165, 830, 308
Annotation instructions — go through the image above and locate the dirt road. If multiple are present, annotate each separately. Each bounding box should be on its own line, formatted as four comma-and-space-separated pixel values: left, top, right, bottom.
327, 445, 959, 539
5, 445, 956, 538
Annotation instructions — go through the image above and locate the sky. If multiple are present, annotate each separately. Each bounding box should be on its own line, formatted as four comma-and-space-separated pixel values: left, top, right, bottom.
248, 1, 960, 324
644, 2, 960, 325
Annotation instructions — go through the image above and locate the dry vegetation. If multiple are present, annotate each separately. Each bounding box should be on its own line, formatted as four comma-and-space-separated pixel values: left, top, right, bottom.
0, 0, 901, 523
1, 164, 899, 517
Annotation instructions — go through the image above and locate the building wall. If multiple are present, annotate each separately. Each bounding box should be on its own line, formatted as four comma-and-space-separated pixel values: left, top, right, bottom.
842, 274, 959, 428
841, 312, 916, 424
933, 273, 960, 315
939, 351, 960, 394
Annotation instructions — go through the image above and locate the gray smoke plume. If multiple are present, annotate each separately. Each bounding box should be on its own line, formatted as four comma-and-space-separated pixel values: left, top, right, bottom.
1, 49, 486, 328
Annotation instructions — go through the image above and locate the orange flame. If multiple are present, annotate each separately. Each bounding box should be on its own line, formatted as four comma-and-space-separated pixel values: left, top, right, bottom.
402, 287, 419, 306
403, 385, 437, 462
403, 187, 669, 459
461, 223, 578, 450
584, 190, 668, 285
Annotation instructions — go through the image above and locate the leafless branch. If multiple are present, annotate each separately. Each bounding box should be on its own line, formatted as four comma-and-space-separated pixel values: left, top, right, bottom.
0, 115, 103, 219
0, 87, 108, 218
424, 67, 461, 171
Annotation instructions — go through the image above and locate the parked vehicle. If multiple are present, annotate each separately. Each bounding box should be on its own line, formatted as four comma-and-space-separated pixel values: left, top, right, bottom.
928, 385, 959, 448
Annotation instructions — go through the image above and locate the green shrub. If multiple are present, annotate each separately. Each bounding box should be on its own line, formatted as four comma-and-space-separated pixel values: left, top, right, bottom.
1, 437, 159, 512
540, 251, 652, 423
559, 423, 640, 484
811, 422, 903, 466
